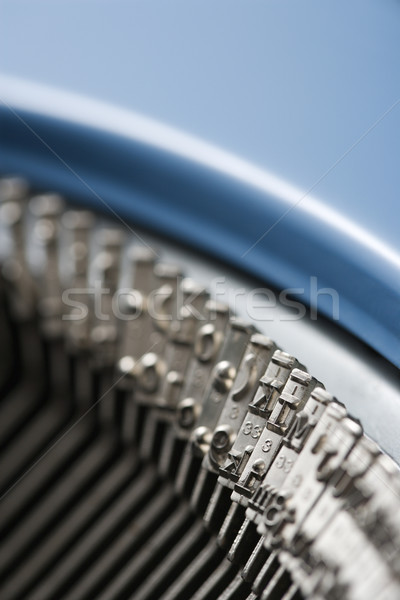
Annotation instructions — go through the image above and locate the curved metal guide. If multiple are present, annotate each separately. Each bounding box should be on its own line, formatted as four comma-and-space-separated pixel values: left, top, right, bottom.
0, 78, 399, 369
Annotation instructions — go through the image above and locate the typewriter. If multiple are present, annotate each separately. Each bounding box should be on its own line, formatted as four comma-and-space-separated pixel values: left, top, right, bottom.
0, 3, 399, 599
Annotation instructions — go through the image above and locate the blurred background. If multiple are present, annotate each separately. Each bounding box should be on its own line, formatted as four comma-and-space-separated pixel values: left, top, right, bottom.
1, 0, 399, 251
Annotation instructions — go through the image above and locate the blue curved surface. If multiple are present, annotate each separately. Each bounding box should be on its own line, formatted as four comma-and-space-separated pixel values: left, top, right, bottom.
1, 79, 399, 368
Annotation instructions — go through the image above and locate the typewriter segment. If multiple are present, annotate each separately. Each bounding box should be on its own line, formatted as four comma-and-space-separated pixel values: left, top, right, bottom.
0, 177, 399, 600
